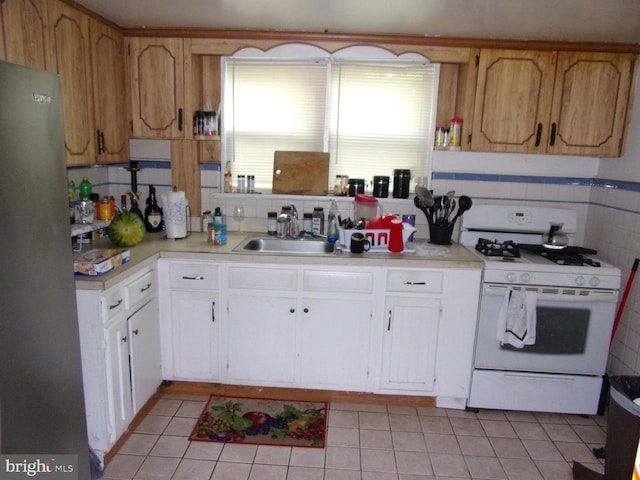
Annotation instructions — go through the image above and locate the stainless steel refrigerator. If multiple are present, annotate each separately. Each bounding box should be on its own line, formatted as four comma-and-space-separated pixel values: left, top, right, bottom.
0, 60, 90, 477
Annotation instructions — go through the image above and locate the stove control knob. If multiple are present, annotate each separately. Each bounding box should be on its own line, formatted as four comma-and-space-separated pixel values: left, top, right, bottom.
520, 273, 531, 283
506, 272, 517, 283
575, 276, 586, 286
589, 277, 601, 287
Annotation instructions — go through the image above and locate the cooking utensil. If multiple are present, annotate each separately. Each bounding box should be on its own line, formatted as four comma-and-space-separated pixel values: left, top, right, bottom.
415, 185, 434, 207
448, 195, 472, 226
413, 196, 433, 225
541, 223, 568, 249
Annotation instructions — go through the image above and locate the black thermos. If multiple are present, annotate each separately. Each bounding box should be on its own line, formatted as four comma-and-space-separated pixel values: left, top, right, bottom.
392, 169, 411, 198
372, 176, 390, 198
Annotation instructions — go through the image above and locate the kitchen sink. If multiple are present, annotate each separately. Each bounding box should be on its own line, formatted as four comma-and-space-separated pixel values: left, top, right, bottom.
233, 236, 336, 255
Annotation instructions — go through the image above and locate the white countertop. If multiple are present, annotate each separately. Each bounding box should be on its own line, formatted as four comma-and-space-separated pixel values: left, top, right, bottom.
74, 231, 483, 291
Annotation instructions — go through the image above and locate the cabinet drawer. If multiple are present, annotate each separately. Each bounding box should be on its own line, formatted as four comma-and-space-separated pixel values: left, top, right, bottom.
386, 269, 443, 293
101, 288, 125, 321
303, 270, 374, 294
228, 266, 297, 291
126, 270, 156, 309
170, 263, 219, 290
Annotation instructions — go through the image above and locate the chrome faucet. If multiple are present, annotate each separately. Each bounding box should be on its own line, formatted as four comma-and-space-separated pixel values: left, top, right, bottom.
277, 204, 300, 239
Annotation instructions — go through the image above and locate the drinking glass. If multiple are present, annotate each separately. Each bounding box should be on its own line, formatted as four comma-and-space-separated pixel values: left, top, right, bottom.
232, 205, 245, 231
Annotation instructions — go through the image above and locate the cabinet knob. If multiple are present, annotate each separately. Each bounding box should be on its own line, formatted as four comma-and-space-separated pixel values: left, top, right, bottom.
140, 283, 152, 292
132, 329, 139, 335
289, 308, 295, 314
109, 299, 123, 310
303, 308, 309, 313
121, 336, 127, 343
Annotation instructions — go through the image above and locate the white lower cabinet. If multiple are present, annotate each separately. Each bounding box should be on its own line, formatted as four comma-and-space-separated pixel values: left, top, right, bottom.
76, 267, 159, 461
164, 261, 220, 381
226, 293, 297, 385
381, 296, 440, 391
128, 297, 161, 413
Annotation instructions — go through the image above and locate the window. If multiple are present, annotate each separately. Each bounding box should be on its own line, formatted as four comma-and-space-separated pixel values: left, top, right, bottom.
223, 47, 438, 193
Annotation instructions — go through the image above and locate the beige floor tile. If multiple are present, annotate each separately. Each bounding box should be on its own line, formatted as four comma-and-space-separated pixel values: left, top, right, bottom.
175, 400, 208, 418
554, 441, 599, 463
480, 420, 517, 438
328, 410, 359, 428
170, 459, 215, 480
416, 407, 446, 417
163, 416, 197, 436
362, 472, 400, 480
254, 445, 292, 465
395, 451, 432, 475
520, 440, 564, 462
286, 466, 324, 480
289, 447, 326, 468
563, 414, 597, 426
327, 426, 360, 448
248, 463, 287, 480
148, 398, 182, 416
389, 413, 422, 432
325, 446, 361, 470
324, 469, 362, 480
429, 453, 469, 478
387, 405, 418, 415
118, 433, 159, 456
476, 410, 508, 421
489, 437, 529, 459
464, 455, 507, 480
132, 456, 180, 480
540, 423, 581, 442
148, 435, 189, 457
218, 443, 258, 463
511, 421, 549, 441
499, 457, 543, 480
102, 454, 145, 480
359, 412, 391, 430
534, 413, 567, 424
360, 429, 394, 450
361, 448, 397, 473
450, 417, 485, 436
392, 431, 427, 452
184, 440, 224, 460
533, 460, 573, 480
504, 411, 538, 423
397, 474, 437, 480
419, 415, 453, 435
571, 425, 606, 444
457, 435, 494, 456
134, 415, 172, 434
210, 461, 251, 480
424, 433, 460, 454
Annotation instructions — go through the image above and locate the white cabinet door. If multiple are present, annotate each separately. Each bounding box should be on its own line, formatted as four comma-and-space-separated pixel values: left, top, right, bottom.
170, 290, 220, 380
128, 297, 162, 413
381, 296, 441, 392
299, 297, 372, 389
226, 293, 297, 385
104, 316, 133, 441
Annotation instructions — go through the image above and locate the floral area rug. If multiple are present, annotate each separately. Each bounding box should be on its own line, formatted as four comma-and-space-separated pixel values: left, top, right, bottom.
189, 395, 327, 448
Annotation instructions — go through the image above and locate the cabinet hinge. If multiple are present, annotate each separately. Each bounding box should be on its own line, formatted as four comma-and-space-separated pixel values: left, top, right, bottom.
631, 58, 636, 74
129, 120, 133, 134
467, 133, 472, 145
127, 43, 131, 56
475, 55, 480, 66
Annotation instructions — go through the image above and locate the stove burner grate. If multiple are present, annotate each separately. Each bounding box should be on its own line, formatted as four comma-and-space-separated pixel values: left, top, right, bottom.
539, 251, 601, 267
475, 238, 520, 258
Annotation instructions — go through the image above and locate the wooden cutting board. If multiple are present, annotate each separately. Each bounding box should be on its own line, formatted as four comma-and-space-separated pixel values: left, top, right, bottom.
272, 151, 329, 195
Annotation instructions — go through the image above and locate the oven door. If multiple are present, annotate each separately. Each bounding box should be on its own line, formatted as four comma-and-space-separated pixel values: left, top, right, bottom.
474, 283, 618, 375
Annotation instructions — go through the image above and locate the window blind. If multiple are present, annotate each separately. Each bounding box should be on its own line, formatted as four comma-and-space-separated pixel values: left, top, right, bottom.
224, 58, 438, 193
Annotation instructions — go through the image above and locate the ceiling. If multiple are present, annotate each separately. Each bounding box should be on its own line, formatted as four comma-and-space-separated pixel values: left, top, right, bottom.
75, 0, 640, 45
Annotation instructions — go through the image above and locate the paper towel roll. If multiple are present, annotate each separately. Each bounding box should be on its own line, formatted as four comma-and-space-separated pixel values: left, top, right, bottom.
161, 190, 189, 239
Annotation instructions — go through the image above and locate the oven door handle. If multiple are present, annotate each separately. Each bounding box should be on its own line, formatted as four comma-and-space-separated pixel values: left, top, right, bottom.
482, 284, 618, 302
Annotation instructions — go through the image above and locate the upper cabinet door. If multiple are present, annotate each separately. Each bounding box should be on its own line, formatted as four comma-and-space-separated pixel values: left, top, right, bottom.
90, 19, 128, 164
548, 52, 634, 157
49, 2, 96, 166
471, 49, 556, 153
128, 37, 185, 139
1, 0, 51, 72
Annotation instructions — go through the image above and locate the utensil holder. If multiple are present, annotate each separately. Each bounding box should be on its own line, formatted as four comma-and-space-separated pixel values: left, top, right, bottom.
429, 222, 454, 245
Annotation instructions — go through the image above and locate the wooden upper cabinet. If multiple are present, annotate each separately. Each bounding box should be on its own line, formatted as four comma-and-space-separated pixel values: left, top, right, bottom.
471, 48, 634, 157
548, 52, 634, 157
90, 19, 128, 164
1, 0, 51, 71
48, 1, 96, 166
128, 37, 185, 139
471, 49, 556, 153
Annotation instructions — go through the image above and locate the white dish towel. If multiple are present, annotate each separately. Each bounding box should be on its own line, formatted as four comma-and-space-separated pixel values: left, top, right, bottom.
497, 288, 537, 348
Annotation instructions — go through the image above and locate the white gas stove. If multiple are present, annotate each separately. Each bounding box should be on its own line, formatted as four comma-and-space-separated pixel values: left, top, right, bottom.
459, 204, 621, 415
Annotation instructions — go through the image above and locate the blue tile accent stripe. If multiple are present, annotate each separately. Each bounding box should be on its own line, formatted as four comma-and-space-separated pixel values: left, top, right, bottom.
432, 172, 640, 191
